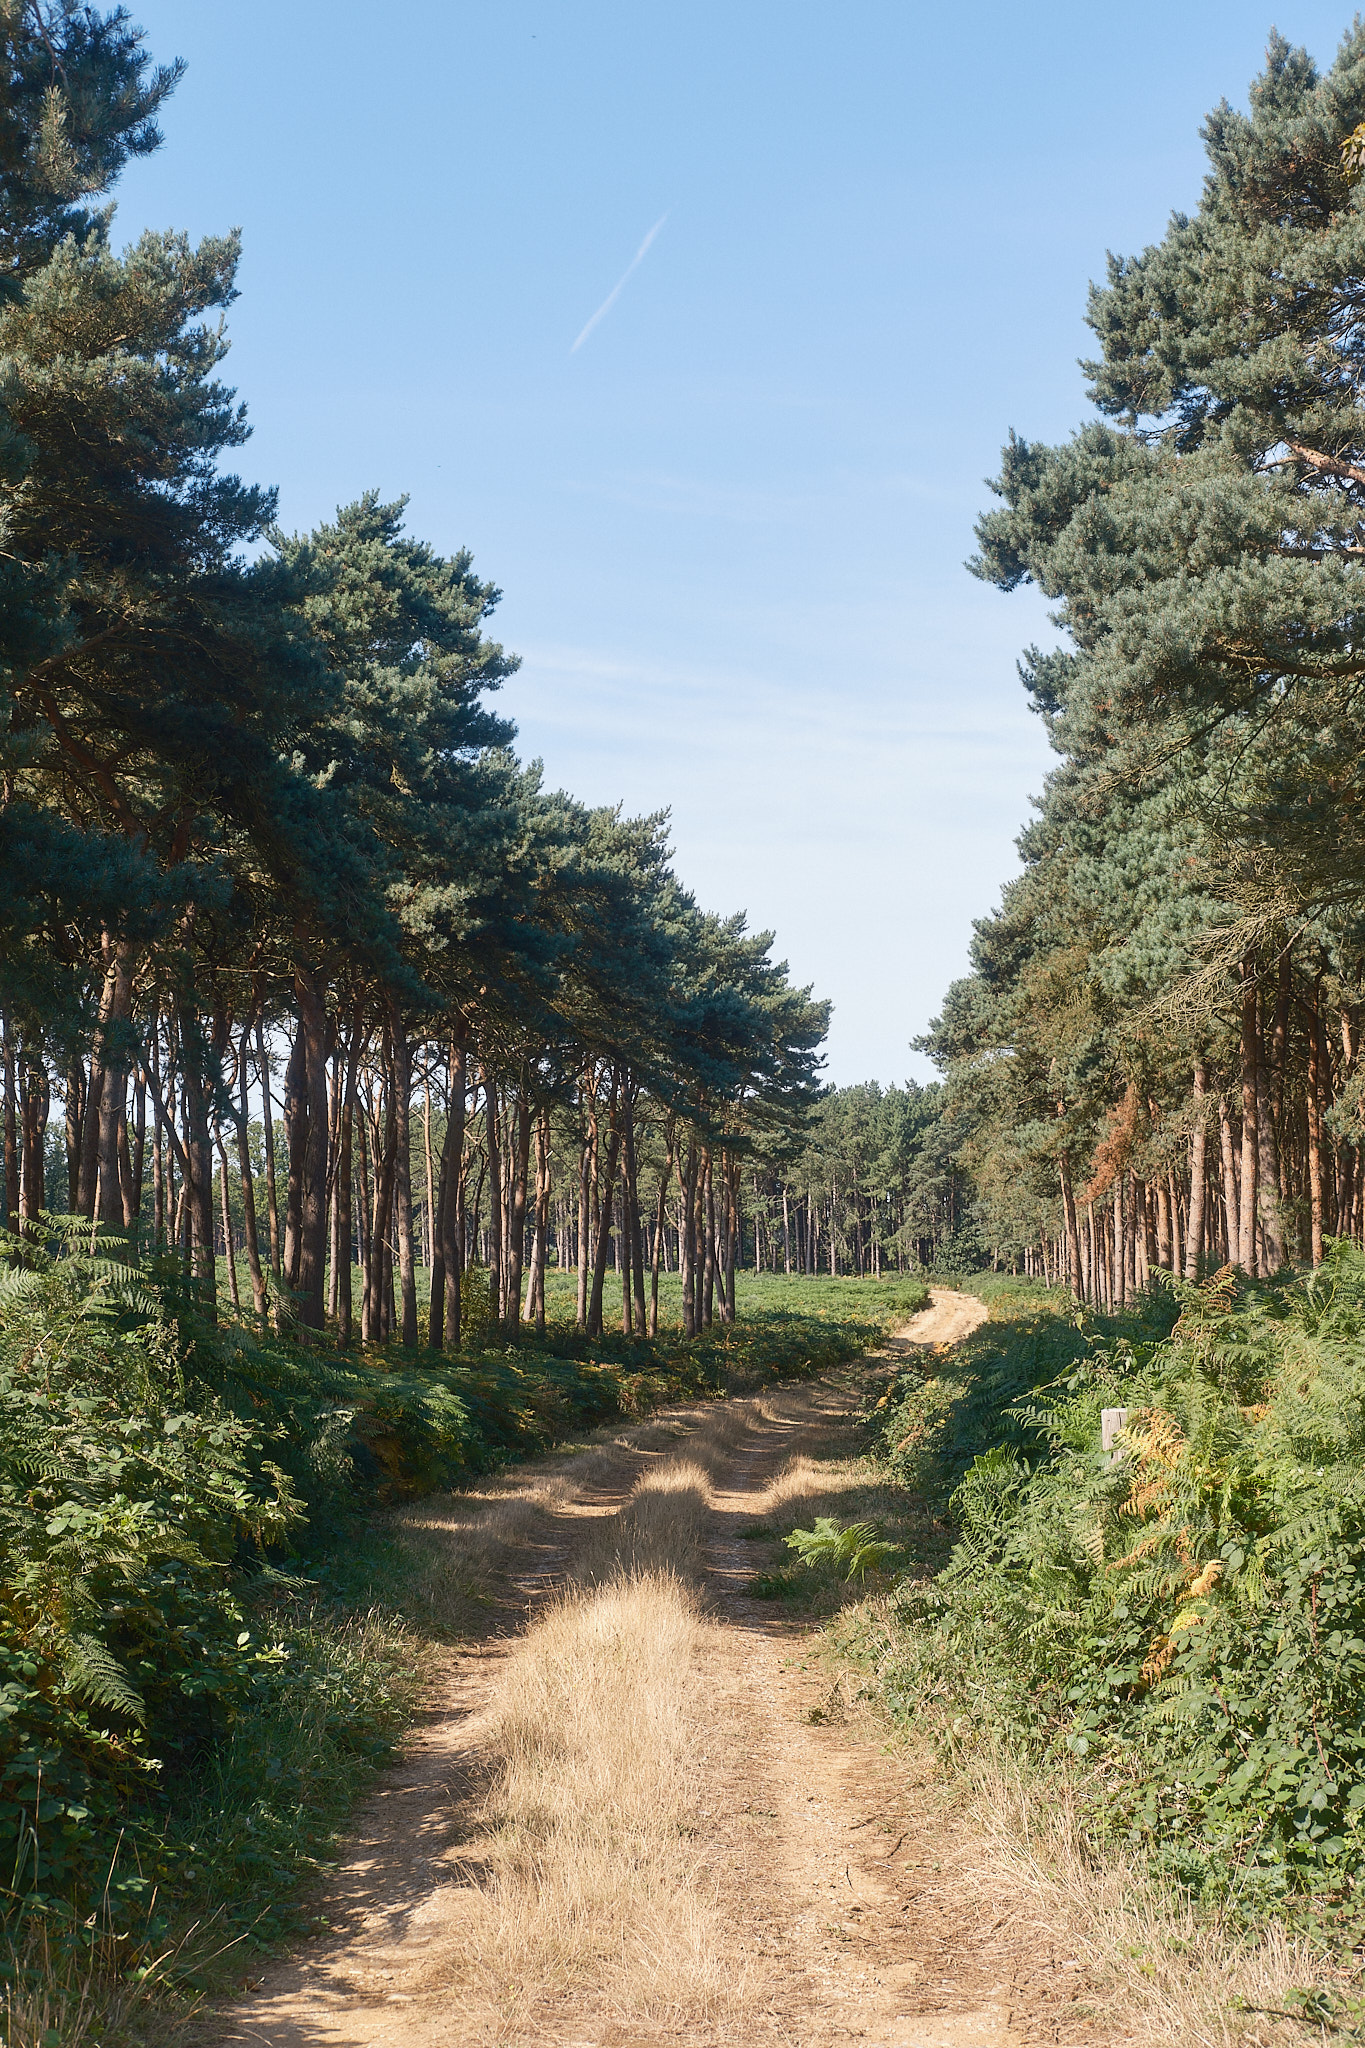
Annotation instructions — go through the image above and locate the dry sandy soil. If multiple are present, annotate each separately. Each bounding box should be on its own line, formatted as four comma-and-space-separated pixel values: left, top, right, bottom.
213, 1291, 1117, 2048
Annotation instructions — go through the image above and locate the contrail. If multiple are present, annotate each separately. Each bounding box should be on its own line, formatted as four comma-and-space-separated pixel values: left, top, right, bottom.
570, 214, 668, 353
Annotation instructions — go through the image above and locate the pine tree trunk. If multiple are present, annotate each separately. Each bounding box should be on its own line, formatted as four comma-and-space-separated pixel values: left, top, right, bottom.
619, 1091, 643, 1333
724, 1151, 738, 1320
1105, 1197, 1115, 1307
64, 1056, 84, 1217
1255, 1004, 1286, 1272
444, 1036, 468, 1346
2, 1020, 18, 1233
1306, 980, 1326, 1266
1185, 1058, 1208, 1279
364, 1032, 399, 1343
429, 1036, 464, 1348
1155, 1177, 1171, 1271
1274, 950, 1292, 1226
176, 998, 217, 1315
20, 1059, 49, 1221
650, 1118, 675, 1336
356, 1075, 373, 1330
483, 1067, 502, 1328
326, 1045, 343, 1320
618, 1187, 631, 1333
336, 1016, 361, 1346
427, 1058, 448, 1350
587, 1074, 622, 1339
256, 1018, 282, 1281
1137, 1180, 1155, 1286
630, 1159, 647, 1332
1239, 969, 1260, 1273
1218, 1097, 1239, 1261
359, 1090, 378, 1340
147, 1023, 165, 1247
577, 1079, 595, 1332
422, 1077, 436, 1275
218, 1137, 240, 1310
390, 1003, 418, 1347
293, 958, 331, 1329
138, 1048, 190, 1262
337, 1094, 355, 1344
113, 1085, 133, 1224
282, 1016, 307, 1290
680, 1139, 698, 1336
1059, 1150, 1082, 1301
1113, 1180, 1126, 1307
525, 1109, 550, 1333
88, 935, 136, 1224
702, 1150, 716, 1327
78, 960, 108, 1217
235, 1020, 268, 1318
714, 1151, 731, 1322
506, 1090, 531, 1333
131, 1070, 146, 1224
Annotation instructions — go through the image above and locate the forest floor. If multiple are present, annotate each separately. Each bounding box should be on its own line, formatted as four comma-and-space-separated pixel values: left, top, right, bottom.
207, 1291, 1127, 2048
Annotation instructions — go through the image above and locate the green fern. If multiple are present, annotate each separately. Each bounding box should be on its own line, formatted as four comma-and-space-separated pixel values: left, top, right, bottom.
784, 1516, 903, 1580
60, 1633, 147, 1724
876, 1244, 1365, 1901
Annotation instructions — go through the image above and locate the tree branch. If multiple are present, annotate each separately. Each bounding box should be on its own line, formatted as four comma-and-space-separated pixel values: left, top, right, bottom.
1285, 438, 1365, 490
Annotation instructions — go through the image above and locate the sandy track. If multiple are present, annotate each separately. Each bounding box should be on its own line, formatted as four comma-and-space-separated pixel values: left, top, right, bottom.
890, 1287, 989, 1352
215, 1297, 1103, 2048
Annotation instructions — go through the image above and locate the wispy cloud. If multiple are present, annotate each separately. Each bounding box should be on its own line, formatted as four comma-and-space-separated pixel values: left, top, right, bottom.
570, 214, 668, 353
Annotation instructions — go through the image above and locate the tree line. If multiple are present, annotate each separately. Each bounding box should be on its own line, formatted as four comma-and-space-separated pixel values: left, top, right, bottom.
0, 2, 829, 1345
93, 1067, 968, 1338
922, 24, 1365, 1297
738, 1080, 973, 1276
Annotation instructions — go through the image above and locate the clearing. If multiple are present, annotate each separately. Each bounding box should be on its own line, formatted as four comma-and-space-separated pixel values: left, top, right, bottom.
215, 1289, 1110, 2048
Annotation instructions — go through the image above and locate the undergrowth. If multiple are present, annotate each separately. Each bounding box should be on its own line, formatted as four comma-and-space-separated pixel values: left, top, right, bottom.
850, 1245, 1365, 1942
0, 1227, 906, 2036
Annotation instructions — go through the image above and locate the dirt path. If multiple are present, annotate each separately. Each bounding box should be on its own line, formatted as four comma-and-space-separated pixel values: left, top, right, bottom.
892, 1287, 989, 1352
216, 1294, 1104, 2048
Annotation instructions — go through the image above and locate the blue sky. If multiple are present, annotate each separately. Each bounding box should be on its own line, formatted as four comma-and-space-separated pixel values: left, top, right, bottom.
116, 2, 1357, 1084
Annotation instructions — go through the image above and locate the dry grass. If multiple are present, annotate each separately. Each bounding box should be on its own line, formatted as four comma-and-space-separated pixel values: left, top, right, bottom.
391, 1407, 717, 1633
449, 1572, 747, 2037
762, 1446, 859, 1521
0, 1924, 198, 2048
394, 1471, 570, 1633
416, 1407, 766, 2041
958, 1760, 1349, 2048
1, 1948, 113, 2048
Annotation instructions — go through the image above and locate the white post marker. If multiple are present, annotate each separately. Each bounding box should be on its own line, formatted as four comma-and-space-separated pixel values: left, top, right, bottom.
1100, 1407, 1130, 1454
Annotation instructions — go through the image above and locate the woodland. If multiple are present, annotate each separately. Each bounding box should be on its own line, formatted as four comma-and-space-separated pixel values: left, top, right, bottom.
861, 20, 1365, 1965
0, 3, 840, 1343
927, 23, 1365, 1292
9, 1, 1365, 2035
0, 0, 950, 1982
